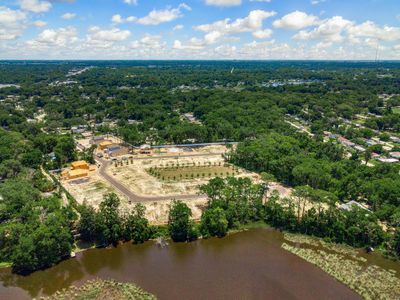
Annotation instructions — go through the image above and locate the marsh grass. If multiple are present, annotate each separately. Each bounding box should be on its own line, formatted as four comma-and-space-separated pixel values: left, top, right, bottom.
42, 279, 156, 300
282, 238, 400, 300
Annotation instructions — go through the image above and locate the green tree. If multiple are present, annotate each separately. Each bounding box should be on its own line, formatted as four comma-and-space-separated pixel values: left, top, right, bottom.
12, 216, 73, 274
123, 203, 149, 244
168, 200, 193, 242
77, 204, 98, 242
96, 193, 123, 246
200, 207, 228, 238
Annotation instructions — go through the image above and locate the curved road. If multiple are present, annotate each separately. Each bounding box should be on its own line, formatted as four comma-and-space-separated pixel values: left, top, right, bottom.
96, 157, 208, 203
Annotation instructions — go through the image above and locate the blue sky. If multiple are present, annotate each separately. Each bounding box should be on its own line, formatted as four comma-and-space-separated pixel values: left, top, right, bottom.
0, 0, 399, 59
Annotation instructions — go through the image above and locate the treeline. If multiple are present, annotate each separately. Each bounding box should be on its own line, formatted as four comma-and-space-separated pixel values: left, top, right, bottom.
77, 178, 400, 259
230, 132, 400, 225
0, 128, 86, 274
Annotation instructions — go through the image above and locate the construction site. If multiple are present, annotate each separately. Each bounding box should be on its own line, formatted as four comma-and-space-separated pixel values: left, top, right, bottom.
60, 135, 287, 224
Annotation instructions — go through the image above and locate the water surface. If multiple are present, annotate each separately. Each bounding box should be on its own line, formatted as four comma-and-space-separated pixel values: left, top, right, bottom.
0, 229, 365, 299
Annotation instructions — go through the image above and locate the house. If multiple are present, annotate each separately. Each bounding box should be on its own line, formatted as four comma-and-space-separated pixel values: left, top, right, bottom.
71, 160, 89, 170
339, 201, 370, 212
389, 136, 400, 143
366, 139, 378, 146
98, 140, 114, 150
354, 145, 366, 152
65, 169, 89, 180
61, 160, 91, 180
389, 152, 400, 159
106, 145, 129, 157
90, 136, 107, 145
139, 144, 152, 154
338, 136, 355, 147
376, 158, 399, 163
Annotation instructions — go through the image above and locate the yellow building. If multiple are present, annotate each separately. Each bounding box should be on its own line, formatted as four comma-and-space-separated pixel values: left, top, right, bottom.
98, 141, 113, 150
71, 160, 89, 170
61, 160, 90, 180
68, 169, 89, 180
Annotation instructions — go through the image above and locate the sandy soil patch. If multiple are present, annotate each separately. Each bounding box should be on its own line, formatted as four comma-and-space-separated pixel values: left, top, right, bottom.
62, 171, 126, 208
108, 155, 253, 196
142, 198, 208, 225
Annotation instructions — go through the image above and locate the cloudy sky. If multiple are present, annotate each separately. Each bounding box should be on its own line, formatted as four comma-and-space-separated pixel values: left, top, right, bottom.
1, 0, 399, 59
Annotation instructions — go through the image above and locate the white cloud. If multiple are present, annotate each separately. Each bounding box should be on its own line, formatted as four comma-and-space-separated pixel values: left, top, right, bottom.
311, 0, 326, 5
176, 10, 276, 50
293, 16, 353, 42
252, 29, 273, 39
347, 21, 400, 42
195, 10, 276, 36
136, 3, 191, 25
205, 0, 241, 7
61, 12, 76, 20
111, 14, 124, 24
173, 24, 184, 30
20, 0, 51, 13
87, 26, 131, 42
26, 26, 78, 47
273, 11, 319, 30
124, 0, 138, 5
131, 34, 166, 49
250, 0, 271, 2
0, 6, 27, 40
112, 3, 190, 26
33, 20, 47, 27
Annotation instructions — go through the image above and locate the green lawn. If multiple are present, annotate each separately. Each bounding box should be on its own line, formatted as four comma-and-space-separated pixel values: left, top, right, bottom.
392, 107, 400, 114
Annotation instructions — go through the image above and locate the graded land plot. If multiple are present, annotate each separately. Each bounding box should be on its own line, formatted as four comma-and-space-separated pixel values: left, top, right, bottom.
142, 198, 208, 225
108, 153, 255, 197
62, 171, 127, 209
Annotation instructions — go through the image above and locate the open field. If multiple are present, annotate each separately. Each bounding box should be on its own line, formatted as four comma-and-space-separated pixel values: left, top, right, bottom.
393, 107, 400, 114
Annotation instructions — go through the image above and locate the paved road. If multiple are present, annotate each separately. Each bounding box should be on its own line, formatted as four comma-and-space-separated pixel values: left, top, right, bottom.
96, 158, 206, 203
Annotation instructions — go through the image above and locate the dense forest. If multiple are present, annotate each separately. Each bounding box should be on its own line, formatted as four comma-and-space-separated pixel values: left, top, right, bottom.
0, 61, 399, 274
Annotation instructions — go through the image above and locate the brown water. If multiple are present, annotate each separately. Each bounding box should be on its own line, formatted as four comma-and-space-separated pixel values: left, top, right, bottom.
0, 228, 365, 300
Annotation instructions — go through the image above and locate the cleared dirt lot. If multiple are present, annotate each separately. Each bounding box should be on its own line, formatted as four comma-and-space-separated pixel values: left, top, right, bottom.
108, 153, 252, 196
62, 144, 294, 224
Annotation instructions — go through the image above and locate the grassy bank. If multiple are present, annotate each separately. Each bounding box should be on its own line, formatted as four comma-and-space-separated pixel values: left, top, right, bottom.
0, 262, 12, 269
43, 279, 156, 300
281, 233, 400, 300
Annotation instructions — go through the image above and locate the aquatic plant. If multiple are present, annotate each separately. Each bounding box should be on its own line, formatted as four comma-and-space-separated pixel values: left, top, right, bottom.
282, 241, 400, 300
43, 279, 156, 300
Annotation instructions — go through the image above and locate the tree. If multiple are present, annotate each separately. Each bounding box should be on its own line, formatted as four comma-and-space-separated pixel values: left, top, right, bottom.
364, 149, 372, 165
200, 207, 228, 238
96, 193, 123, 246
168, 200, 193, 242
77, 204, 98, 242
123, 203, 149, 244
12, 216, 73, 274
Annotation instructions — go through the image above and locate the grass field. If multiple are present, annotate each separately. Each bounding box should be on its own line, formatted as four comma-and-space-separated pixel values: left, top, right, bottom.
148, 165, 238, 181
392, 107, 400, 114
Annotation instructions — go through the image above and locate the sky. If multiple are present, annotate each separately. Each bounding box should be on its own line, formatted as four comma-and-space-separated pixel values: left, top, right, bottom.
0, 0, 399, 60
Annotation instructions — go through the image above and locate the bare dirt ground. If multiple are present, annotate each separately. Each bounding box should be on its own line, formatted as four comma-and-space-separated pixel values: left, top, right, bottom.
108, 154, 254, 197
62, 170, 126, 208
